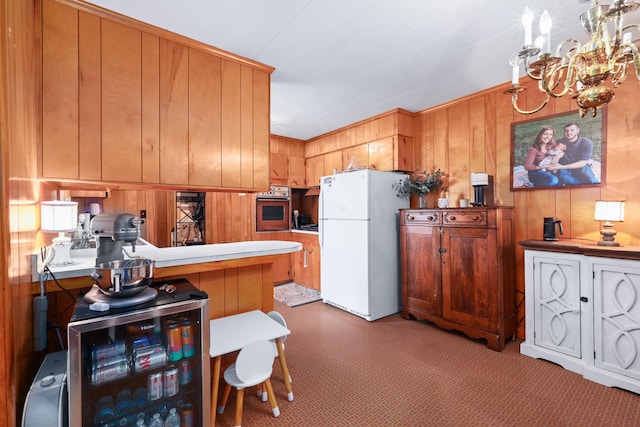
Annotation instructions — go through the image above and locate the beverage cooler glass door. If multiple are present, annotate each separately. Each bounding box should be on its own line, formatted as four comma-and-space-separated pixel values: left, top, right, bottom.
67, 298, 210, 427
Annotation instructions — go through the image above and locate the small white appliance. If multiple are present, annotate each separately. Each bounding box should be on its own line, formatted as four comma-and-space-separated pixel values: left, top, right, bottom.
22, 350, 68, 427
319, 169, 409, 321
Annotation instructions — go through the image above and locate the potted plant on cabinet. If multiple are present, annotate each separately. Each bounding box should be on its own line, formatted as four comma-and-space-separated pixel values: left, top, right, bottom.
393, 169, 446, 208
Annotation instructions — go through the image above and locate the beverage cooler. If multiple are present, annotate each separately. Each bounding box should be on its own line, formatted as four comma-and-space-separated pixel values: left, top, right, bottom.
67, 279, 210, 427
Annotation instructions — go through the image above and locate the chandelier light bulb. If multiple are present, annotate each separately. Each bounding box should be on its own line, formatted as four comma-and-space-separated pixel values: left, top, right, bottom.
522, 7, 534, 46
539, 10, 552, 53
539, 10, 552, 35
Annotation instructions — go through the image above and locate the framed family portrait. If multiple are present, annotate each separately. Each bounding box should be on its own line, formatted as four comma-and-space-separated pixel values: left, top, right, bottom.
511, 109, 607, 190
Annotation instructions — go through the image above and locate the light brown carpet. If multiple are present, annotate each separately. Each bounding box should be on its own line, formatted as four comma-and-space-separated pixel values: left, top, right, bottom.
213, 300, 640, 426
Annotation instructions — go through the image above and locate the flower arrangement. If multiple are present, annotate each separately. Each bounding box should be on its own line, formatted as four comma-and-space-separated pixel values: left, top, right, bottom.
393, 169, 446, 199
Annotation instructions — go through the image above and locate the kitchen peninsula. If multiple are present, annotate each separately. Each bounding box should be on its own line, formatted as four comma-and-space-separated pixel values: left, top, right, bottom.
34, 240, 302, 318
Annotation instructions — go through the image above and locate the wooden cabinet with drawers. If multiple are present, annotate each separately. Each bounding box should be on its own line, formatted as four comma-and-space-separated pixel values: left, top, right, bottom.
399, 207, 515, 350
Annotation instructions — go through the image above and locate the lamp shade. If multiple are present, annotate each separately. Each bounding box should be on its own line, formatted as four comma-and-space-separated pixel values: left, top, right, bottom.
41, 200, 78, 232
594, 200, 625, 222
471, 172, 489, 186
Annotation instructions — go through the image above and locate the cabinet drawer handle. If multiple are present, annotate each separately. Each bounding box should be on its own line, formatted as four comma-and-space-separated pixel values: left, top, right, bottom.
408, 215, 415, 221
449, 216, 456, 221
472, 215, 480, 221
427, 215, 436, 221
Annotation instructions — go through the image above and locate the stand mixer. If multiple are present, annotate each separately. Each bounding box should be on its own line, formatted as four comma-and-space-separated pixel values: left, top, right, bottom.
91, 213, 141, 264
84, 213, 157, 308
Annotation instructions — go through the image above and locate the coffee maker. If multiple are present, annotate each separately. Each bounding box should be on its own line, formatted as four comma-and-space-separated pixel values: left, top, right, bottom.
470, 172, 494, 207
543, 217, 563, 241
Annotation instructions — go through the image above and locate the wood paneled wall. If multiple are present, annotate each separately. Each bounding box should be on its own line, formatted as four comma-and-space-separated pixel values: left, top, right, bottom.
1, 0, 41, 424
412, 78, 640, 339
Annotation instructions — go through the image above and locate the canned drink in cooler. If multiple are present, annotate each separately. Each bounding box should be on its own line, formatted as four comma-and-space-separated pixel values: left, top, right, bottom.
181, 403, 194, 427
134, 345, 167, 372
92, 340, 126, 361
180, 318, 195, 358
93, 353, 129, 370
163, 365, 179, 397
147, 372, 163, 401
166, 321, 183, 362
179, 359, 192, 385
92, 357, 129, 384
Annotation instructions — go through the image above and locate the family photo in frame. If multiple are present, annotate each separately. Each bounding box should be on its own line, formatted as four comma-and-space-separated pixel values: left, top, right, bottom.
511, 110, 606, 190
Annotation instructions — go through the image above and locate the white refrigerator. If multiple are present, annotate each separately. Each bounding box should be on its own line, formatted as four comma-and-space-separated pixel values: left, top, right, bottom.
319, 169, 409, 321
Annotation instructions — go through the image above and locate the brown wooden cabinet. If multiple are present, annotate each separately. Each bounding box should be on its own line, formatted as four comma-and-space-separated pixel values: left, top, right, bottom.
305, 156, 325, 188
290, 232, 320, 291
368, 135, 414, 172
41, 0, 272, 191
399, 207, 515, 351
270, 152, 290, 181
269, 135, 306, 188
289, 155, 306, 188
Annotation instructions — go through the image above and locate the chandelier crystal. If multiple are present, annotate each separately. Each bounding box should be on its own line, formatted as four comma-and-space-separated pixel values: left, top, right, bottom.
505, 0, 640, 117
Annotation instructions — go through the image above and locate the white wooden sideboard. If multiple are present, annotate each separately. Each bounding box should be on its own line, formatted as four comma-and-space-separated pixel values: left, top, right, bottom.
520, 240, 640, 395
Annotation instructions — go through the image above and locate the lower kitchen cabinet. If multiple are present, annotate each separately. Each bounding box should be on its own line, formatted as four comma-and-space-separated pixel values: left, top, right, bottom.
291, 232, 320, 291
400, 207, 515, 351
253, 231, 292, 284
521, 241, 640, 394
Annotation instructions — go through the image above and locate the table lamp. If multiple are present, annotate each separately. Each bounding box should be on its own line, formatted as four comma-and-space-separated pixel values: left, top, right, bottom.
594, 200, 625, 247
41, 200, 78, 266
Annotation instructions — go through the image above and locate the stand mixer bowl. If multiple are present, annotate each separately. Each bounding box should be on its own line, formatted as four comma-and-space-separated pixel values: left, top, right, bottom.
92, 258, 154, 298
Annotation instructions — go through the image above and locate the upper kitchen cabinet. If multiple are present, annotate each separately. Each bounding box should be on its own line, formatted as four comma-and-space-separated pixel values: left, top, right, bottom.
270, 135, 306, 188
289, 155, 306, 188
305, 156, 325, 188
40, 0, 273, 191
368, 135, 414, 172
270, 152, 289, 183
304, 109, 415, 178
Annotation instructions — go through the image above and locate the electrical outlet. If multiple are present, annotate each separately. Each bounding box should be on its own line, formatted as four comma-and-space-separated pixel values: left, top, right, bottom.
140, 210, 147, 218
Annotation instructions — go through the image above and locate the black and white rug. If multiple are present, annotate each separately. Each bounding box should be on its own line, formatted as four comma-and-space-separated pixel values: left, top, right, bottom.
274, 282, 322, 307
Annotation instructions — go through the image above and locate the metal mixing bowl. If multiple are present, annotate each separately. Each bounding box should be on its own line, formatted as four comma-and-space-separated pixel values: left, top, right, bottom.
92, 258, 155, 298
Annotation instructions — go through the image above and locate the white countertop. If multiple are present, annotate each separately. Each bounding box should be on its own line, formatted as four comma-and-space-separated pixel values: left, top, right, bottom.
33, 240, 302, 281
291, 229, 318, 236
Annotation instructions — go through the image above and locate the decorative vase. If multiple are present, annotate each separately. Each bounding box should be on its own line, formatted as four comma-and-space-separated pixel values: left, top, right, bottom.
437, 198, 450, 208
419, 194, 427, 209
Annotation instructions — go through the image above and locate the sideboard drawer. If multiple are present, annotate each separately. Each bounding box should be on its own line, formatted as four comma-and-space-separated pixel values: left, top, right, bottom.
402, 210, 440, 225
442, 210, 487, 227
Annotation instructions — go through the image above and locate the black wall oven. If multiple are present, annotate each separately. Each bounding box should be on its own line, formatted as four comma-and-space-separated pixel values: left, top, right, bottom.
256, 186, 290, 232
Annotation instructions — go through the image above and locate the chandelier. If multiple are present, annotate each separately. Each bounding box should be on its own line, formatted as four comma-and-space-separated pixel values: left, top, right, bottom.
505, 0, 640, 117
